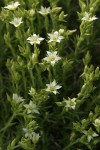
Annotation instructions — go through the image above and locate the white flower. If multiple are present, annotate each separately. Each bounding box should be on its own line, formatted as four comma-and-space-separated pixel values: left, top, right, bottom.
27, 34, 44, 45
43, 51, 61, 66
29, 87, 36, 96
24, 101, 39, 114
89, 16, 98, 21
46, 80, 62, 95
31, 132, 40, 144
23, 128, 40, 142
83, 128, 99, 142
64, 98, 76, 110
13, 93, 25, 103
4, 1, 20, 10
23, 128, 32, 139
38, 6, 51, 16
81, 12, 89, 21
48, 31, 64, 43
81, 12, 98, 21
10, 17, 23, 27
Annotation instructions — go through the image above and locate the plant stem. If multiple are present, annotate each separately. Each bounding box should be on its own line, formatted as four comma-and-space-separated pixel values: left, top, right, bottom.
63, 138, 80, 150
29, 69, 35, 87
35, 64, 43, 88
0, 113, 16, 133
45, 16, 49, 32
22, 70, 27, 98
48, 66, 52, 81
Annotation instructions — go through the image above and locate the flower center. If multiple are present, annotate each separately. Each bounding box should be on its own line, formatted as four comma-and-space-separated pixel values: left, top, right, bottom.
69, 101, 75, 106
52, 35, 58, 41
50, 85, 55, 91
49, 55, 55, 61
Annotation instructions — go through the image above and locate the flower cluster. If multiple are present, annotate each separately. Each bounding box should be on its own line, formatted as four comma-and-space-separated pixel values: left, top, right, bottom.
1, 0, 100, 149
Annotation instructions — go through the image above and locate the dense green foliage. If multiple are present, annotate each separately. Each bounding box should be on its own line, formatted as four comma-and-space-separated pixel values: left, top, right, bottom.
0, 0, 100, 149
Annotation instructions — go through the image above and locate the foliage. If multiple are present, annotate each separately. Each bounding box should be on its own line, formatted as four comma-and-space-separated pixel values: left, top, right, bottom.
0, 0, 100, 149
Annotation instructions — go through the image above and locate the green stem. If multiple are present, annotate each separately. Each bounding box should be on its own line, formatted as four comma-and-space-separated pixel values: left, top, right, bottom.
48, 66, 52, 81
13, 145, 20, 149
29, 69, 35, 87
53, 66, 56, 79
44, 16, 49, 32
35, 65, 43, 88
0, 113, 16, 133
22, 70, 27, 98
63, 138, 80, 150
9, 44, 16, 58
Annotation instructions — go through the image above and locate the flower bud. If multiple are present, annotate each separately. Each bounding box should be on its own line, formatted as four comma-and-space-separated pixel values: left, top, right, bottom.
51, 7, 62, 13
29, 9, 35, 16
59, 29, 64, 34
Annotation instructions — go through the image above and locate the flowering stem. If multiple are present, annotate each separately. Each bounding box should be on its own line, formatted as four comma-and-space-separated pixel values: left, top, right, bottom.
35, 64, 43, 88
53, 66, 56, 79
22, 70, 27, 98
29, 69, 35, 88
30, 18, 34, 31
48, 66, 52, 81
44, 16, 49, 32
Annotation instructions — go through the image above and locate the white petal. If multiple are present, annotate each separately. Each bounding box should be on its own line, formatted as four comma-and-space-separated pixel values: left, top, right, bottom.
56, 85, 62, 89
30, 42, 34, 45
51, 61, 55, 66
83, 130, 87, 135
34, 110, 40, 114
37, 41, 40, 44
57, 39, 61, 43
27, 110, 31, 114
43, 57, 48, 61
54, 31, 58, 35
92, 132, 99, 137
24, 104, 28, 108
71, 105, 75, 109
53, 90, 57, 95
52, 80, 56, 86
39, 37, 44, 41
55, 57, 61, 61
87, 135, 92, 142
54, 51, 57, 55
72, 98, 76, 102
47, 51, 51, 55
23, 128, 27, 132
27, 37, 31, 40
25, 133, 29, 138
